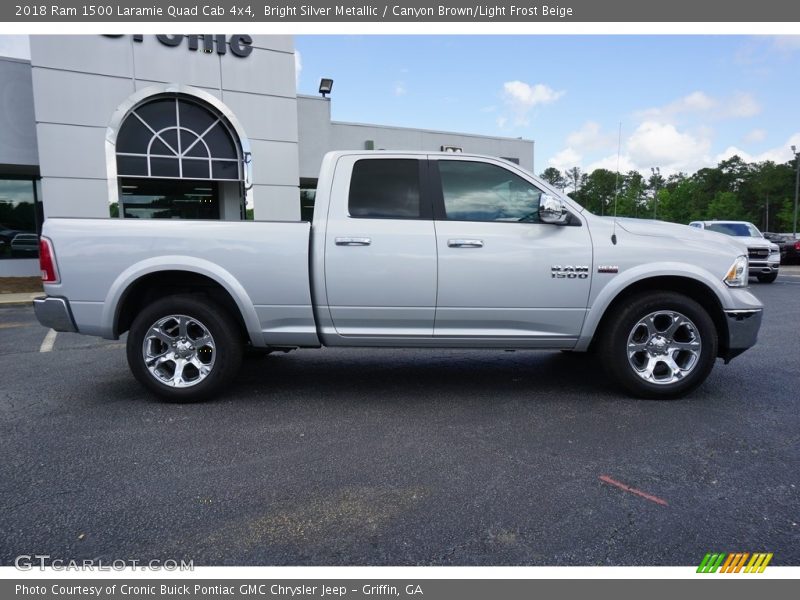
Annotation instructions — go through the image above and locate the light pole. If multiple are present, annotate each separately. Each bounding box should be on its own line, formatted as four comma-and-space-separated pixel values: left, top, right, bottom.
792, 145, 799, 240
651, 167, 661, 219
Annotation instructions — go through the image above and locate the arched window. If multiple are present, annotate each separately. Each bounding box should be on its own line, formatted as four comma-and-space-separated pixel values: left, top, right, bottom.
116, 96, 242, 181
114, 95, 245, 220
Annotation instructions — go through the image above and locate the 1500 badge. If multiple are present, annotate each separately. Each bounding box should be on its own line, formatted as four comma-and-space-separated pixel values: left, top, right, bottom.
551, 265, 590, 279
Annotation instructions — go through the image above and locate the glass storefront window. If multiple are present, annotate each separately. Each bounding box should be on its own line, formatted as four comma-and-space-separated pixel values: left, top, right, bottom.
118, 178, 220, 220
0, 178, 39, 259
300, 186, 317, 222
113, 95, 245, 221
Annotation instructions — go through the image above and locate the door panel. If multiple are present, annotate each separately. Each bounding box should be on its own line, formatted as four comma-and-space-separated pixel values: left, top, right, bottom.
434, 220, 592, 338
432, 157, 592, 339
324, 155, 437, 337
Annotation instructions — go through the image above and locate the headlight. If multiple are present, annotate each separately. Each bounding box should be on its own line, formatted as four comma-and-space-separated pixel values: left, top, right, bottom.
724, 255, 748, 287
769, 244, 780, 255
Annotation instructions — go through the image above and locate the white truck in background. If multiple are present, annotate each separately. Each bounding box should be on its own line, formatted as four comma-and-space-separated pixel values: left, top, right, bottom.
688, 220, 781, 283
34, 151, 763, 402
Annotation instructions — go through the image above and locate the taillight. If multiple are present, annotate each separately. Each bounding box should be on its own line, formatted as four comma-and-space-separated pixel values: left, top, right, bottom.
795, 241, 800, 251
39, 237, 60, 284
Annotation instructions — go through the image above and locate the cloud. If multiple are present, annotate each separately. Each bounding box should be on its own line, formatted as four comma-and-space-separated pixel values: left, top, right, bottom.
743, 128, 768, 144
637, 91, 716, 121
551, 121, 712, 176
565, 121, 618, 151
501, 80, 565, 125
480, 105, 497, 113
723, 92, 760, 118
547, 147, 582, 172
548, 126, 798, 178
0, 35, 30, 60
771, 35, 800, 52
715, 133, 800, 164
586, 154, 637, 174
294, 50, 302, 87
626, 121, 712, 172
495, 116, 508, 129
636, 90, 760, 122
393, 81, 407, 96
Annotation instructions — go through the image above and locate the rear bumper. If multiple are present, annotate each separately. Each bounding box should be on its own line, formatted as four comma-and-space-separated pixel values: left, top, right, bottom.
720, 308, 762, 363
33, 295, 78, 333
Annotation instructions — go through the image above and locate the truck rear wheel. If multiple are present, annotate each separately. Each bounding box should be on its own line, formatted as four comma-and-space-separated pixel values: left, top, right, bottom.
599, 291, 717, 399
126, 295, 244, 403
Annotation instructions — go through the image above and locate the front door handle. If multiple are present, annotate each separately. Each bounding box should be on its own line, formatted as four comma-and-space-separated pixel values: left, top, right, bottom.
335, 237, 372, 246
448, 239, 484, 248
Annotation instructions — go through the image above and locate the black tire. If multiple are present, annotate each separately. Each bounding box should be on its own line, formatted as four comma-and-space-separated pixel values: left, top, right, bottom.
126, 294, 244, 403
757, 272, 778, 283
598, 291, 718, 399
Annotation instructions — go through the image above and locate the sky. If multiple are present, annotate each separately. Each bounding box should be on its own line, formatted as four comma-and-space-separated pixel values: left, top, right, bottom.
2, 34, 799, 178
294, 35, 800, 177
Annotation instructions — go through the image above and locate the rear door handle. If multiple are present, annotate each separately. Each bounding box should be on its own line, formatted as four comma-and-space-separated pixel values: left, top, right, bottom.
335, 237, 372, 246
448, 239, 484, 248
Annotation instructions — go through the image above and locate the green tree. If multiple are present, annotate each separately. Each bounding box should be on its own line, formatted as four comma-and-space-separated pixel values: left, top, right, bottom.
706, 191, 746, 221
580, 169, 618, 215
566, 155, 798, 230
565, 167, 582, 195
618, 170, 646, 217
539, 167, 566, 190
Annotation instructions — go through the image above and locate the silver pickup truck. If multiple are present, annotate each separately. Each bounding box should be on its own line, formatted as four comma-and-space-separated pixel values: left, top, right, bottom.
34, 151, 763, 401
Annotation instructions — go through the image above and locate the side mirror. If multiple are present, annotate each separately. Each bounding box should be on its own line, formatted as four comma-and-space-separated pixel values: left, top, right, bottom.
539, 194, 569, 225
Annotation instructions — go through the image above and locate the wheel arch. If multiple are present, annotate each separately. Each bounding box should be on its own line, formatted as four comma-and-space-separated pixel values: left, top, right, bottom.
104, 258, 262, 345
583, 275, 729, 358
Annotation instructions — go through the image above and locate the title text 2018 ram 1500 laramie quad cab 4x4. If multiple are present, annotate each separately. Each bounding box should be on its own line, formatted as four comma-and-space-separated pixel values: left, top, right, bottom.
34, 152, 763, 401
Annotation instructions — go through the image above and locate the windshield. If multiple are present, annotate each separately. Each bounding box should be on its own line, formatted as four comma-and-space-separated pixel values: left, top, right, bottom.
705, 223, 762, 237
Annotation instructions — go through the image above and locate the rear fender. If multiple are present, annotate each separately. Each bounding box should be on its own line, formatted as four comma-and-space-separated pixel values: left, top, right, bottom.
101, 256, 263, 344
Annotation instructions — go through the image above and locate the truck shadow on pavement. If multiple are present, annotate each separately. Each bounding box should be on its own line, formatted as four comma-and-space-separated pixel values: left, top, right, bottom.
226, 348, 620, 405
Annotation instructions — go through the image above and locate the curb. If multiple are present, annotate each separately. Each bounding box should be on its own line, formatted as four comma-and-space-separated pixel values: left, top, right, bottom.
0, 293, 41, 307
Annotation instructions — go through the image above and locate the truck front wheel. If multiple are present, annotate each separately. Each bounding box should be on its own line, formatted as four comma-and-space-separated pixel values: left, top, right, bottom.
126, 295, 244, 403
599, 291, 718, 399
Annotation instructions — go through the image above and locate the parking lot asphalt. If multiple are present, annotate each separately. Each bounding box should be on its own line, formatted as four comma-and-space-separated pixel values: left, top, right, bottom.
1, 274, 798, 566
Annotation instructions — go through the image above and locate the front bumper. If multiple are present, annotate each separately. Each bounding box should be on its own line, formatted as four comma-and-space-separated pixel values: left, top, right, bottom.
720, 308, 762, 363
33, 296, 78, 333
747, 258, 780, 275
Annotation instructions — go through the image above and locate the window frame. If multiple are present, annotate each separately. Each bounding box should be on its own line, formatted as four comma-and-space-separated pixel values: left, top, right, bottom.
429, 157, 548, 224
346, 157, 433, 221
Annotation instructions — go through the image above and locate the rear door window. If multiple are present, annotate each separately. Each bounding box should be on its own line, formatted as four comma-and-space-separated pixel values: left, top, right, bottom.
348, 159, 422, 219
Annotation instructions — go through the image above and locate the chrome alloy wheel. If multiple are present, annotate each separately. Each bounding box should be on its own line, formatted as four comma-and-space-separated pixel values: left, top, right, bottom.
626, 310, 702, 385
142, 315, 216, 388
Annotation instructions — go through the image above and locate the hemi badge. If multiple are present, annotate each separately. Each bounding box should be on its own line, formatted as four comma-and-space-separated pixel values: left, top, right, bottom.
598, 265, 619, 273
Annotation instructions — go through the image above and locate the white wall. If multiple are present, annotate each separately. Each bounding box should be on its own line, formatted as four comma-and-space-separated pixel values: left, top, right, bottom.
297, 94, 534, 180
0, 258, 38, 276
29, 35, 300, 221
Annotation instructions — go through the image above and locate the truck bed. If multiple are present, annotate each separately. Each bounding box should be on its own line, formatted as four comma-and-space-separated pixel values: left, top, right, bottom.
41, 218, 318, 347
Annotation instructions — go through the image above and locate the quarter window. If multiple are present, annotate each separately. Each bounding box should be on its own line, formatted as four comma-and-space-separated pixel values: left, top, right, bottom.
348, 159, 421, 219
438, 160, 543, 222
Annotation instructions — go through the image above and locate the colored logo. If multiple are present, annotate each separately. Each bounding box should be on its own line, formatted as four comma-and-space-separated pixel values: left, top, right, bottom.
697, 552, 773, 573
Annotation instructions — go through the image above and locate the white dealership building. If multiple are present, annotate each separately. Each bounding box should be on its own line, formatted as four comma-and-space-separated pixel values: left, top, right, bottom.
0, 35, 534, 276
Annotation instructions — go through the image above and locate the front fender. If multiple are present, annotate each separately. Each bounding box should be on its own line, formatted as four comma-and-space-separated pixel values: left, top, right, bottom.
574, 261, 761, 351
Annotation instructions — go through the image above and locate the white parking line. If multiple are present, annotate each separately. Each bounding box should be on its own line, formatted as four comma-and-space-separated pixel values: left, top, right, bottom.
39, 329, 57, 353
